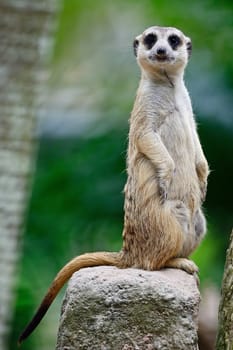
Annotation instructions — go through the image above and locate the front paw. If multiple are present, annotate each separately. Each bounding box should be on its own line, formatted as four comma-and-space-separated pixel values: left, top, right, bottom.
200, 180, 207, 202
196, 161, 209, 181
158, 172, 174, 204
158, 167, 175, 204
158, 179, 169, 204
196, 161, 209, 202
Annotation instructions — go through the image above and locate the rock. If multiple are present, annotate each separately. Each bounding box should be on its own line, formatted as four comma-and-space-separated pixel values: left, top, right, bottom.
56, 266, 200, 350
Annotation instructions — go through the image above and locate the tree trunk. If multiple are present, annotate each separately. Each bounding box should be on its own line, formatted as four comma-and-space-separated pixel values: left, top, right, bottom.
216, 229, 233, 349
0, 1, 55, 349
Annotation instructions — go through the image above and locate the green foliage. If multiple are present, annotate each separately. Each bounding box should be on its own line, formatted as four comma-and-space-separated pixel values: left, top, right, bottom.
191, 224, 228, 286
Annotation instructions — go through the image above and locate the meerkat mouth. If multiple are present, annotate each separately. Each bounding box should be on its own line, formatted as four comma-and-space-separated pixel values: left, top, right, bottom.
148, 54, 174, 64
156, 55, 168, 62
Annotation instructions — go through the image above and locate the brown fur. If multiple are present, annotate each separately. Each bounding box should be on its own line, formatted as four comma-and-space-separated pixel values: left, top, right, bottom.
18, 26, 209, 344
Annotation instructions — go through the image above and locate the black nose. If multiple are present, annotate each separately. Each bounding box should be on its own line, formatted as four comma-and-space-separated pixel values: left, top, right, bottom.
156, 47, 167, 56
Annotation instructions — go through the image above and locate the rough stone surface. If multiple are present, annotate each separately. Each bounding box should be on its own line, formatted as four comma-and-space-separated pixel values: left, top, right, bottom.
56, 266, 200, 350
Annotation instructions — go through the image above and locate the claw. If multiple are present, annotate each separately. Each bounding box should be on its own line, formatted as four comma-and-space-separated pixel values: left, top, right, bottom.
159, 185, 168, 204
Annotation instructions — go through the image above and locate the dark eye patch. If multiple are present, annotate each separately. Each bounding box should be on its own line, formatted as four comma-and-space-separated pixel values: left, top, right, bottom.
143, 33, 157, 49
168, 34, 181, 50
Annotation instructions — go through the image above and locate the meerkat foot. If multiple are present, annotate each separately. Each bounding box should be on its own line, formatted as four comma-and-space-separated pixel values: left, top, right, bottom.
164, 258, 198, 274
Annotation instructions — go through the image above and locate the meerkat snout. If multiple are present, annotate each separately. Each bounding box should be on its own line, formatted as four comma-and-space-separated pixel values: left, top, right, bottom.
156, 47, 167, 56
148, 47, 169, 62
155, 47, 168, 60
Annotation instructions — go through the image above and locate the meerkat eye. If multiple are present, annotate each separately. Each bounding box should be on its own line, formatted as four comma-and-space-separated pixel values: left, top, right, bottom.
168, 34, 181, 49
143, 33, 157, 49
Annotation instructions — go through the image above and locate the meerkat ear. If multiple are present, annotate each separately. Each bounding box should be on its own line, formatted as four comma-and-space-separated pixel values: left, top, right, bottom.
186, 38, 192, 58
133, 35, 141, 57
133, 38, 139, 57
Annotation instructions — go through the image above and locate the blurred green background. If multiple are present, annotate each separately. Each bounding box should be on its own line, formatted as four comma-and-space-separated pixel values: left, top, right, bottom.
10, 0, 232, 349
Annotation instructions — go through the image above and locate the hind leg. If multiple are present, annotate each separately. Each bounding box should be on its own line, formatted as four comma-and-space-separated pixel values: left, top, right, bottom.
194, 208, 206, 240
164, 257, 198, 274
170, 200, 191, 235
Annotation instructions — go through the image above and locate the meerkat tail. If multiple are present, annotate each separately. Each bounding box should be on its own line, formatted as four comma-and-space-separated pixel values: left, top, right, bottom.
18, 251, 121, 345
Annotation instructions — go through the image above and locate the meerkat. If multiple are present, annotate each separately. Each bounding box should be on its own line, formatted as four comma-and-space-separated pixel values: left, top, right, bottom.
18, 26, 209, 345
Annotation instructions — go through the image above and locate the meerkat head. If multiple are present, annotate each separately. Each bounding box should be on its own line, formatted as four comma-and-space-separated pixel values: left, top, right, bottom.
133, 26, 192, 80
